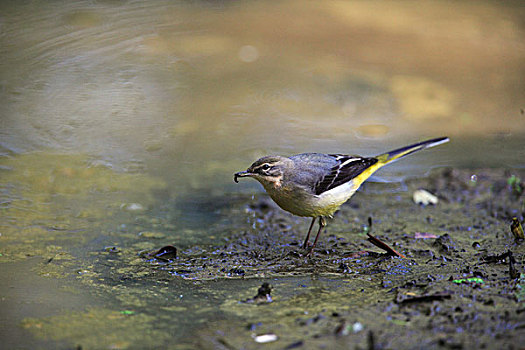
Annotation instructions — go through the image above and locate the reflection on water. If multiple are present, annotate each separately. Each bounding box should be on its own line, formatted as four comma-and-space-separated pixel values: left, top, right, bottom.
1, 0, 524, 180
0, 0, 524, 348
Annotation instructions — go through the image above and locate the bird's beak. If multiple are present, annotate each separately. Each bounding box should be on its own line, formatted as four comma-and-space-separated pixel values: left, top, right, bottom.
234, 171, 253, 183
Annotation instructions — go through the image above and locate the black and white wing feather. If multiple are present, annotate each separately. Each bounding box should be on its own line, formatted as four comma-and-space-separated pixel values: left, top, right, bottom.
314, 154, 378, 195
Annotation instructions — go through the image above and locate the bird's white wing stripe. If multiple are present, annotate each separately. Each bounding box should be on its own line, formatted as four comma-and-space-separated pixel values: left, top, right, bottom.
322, 156, 361, 191
324, 168, 340, 190
340, 157, 361, 167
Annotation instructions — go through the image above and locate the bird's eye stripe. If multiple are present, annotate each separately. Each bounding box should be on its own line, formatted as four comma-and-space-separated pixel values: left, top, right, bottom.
254, 163, 272, 172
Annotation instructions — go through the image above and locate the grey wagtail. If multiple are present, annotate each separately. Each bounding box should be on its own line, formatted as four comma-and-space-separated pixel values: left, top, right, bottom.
234, 137, 449, 254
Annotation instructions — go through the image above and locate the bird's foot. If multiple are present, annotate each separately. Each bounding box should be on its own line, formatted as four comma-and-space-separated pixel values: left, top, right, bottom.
302, 241, 316, 257
304, 245, 316, 257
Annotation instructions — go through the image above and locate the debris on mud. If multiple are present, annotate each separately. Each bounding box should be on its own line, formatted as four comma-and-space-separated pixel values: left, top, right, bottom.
366, 232, 406, 258
511, 217, 524, 240
243, 282, 273, 304
507, 175, 523, 198
140, 245, 178, 262
252, 333, 278, 343
395, 290, 452, 304
128, 168, 525, 349
413, 189, 439, 205
451, 277, 484, 285
365, 216, 406, 258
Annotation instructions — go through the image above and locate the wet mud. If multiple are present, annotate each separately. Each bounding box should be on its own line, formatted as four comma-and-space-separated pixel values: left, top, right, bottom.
11, 164, 525, 349
140, 168, 524, 349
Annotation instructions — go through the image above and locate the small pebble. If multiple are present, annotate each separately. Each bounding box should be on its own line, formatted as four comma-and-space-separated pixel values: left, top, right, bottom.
121, 203, 145, 212
253, 334, 278, 343
413, 189, 439, 205
104, 246, 121, 253
352, 322, 364, 333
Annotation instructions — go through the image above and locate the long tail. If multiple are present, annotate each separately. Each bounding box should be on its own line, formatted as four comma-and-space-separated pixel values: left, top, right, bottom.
375, 136, 449, 165
349, 137, 449, 189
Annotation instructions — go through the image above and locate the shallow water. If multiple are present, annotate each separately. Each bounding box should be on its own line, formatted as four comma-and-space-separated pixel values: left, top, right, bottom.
1, 0, 524, 348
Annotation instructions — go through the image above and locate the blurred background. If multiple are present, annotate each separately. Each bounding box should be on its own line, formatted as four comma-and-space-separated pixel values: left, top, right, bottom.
0, 0, 524, 347
2, 0, 524, 184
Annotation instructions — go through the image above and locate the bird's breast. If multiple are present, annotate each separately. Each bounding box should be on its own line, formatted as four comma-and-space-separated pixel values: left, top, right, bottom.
263, 183, 315, 217
262, 181, 358, 218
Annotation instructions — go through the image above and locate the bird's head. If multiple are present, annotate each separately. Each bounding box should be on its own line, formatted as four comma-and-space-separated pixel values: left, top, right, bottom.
234, 156, 291, 188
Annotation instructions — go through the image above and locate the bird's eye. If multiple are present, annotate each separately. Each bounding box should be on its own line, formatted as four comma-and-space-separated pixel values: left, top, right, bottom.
261, 164, 271, 171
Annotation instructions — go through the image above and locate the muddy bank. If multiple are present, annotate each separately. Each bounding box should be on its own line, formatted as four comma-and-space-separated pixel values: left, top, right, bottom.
139, 168, 524, 349
18, 167, 524, 349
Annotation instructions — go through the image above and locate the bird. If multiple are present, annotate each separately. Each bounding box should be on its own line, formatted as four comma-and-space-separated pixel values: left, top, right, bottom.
234, 137, 449, 255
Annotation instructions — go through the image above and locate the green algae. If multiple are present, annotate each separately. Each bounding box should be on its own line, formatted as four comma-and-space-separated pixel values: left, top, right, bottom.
0, 152, 166, 264
453, 277, 484, 284
21, 308, 168, 349
507, 175, 523, 196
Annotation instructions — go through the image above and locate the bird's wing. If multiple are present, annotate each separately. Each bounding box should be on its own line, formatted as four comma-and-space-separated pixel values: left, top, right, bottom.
313, 154, 378, 195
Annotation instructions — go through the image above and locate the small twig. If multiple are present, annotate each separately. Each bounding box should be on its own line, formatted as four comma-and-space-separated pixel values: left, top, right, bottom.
481, 251, 510, 263
365, 217, 405, 258
367, 233, 406, 259
509, 250, 519, 279
396, 291, 452, 304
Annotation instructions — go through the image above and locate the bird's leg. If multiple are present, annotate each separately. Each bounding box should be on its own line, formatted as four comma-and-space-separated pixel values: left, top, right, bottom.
302, 217, 317, 249
307, 216, 326, 255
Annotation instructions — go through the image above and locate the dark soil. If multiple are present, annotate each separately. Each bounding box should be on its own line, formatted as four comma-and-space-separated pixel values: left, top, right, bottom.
142, 168, 525, 349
